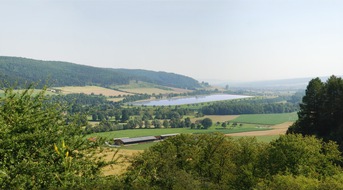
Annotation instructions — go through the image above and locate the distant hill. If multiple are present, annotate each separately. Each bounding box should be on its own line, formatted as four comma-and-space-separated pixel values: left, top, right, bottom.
0, 56, 201, 89
218, 76, 342, 89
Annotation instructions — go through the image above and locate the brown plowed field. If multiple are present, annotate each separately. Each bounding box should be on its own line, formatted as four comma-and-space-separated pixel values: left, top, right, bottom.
225, 122, 293, 137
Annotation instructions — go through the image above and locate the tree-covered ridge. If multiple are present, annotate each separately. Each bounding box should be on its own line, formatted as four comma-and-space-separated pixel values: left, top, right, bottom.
114, 69, 201, 89
0, 56, 201, 89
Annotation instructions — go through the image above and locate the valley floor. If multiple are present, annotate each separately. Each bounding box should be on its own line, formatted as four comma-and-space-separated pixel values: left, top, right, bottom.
225, 122, 293, 136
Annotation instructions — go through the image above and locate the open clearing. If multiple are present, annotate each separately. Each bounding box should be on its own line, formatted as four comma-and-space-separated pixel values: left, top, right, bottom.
100, 148, 142, 176
191, 115, 239, 123
54, 86, 131, 96
113, 81, 192, 95
226, 122, 293, 137
231, 112, 298, 125
121, 87, 175, 95
119, 87, 192, 95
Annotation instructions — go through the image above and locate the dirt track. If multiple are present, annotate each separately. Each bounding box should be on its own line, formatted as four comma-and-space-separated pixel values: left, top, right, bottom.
225, 122, 293, 137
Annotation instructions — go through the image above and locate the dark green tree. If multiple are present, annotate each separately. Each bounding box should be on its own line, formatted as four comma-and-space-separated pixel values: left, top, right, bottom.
288, 75, 343, 151
288, 77, 324, 135
201, 118, 213, 129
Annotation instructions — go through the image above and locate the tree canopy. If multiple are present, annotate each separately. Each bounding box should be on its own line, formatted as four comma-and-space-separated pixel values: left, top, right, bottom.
0, 85, 118, 189
123, 133, 343, 190
288, 75, 343, 150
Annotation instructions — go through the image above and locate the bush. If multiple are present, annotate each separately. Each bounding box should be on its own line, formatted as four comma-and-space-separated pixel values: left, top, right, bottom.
0, 85, 115, 189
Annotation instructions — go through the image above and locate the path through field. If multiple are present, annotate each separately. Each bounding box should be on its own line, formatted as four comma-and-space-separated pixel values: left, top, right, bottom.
225, 122, 293, 137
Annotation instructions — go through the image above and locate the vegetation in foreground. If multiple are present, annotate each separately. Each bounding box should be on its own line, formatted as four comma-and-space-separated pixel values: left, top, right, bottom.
0, 86, 119, 189
123, 133, 343, 190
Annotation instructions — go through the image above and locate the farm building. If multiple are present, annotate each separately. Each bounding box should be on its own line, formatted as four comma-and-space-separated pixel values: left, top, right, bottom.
159, 133, 179, 139
114, 136, 158, 145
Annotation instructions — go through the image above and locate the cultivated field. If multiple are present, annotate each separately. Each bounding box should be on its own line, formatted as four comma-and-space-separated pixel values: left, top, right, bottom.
226, 122, 293, 137
191, 115, 239, 123
113, 81, 192, 95
54, 86, 131, 96
231, 112, 298, 125
118, 87, 192, 95
86, 124, 272, 140
121, 87, 175, 95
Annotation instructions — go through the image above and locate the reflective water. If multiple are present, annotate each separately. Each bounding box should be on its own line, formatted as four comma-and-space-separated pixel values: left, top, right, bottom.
132, 94, 252, 106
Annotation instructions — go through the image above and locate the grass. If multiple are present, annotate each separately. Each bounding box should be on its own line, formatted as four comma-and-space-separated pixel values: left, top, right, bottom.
231, 112, 298, 125
54, 86, 131, 97
113, 81, 191, 95
120, 134, 281, 150
122, 88, 175, 95
86, 123, 272, 140
191, 115, 239, 123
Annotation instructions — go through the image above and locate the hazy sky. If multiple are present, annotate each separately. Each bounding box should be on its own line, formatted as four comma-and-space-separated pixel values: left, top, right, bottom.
1, 0, 343, 82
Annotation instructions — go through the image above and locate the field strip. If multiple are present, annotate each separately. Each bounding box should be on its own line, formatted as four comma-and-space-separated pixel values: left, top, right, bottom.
225, 122, 293, 137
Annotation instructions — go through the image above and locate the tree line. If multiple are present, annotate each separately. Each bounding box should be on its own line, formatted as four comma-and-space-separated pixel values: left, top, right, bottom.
201, 96, 299, 115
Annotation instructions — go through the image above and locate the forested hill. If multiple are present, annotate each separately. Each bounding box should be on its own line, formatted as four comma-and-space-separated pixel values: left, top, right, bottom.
0, 56, 201, 89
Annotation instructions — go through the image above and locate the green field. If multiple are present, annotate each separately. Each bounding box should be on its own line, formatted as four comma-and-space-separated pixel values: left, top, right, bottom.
86, 123, 272, 139
120, 135, 281, 150
231, 112, 298, 125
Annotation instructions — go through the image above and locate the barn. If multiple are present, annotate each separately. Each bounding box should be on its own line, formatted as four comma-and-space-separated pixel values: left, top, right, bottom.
113, 136, 158, 145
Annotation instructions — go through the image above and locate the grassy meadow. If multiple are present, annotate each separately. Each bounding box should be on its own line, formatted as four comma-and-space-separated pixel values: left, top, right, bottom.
54, 86, 131, 96
231, 112, 298, 125
113, 81, 191, 95
89, 112, 297, 150
86, 123, 272, 139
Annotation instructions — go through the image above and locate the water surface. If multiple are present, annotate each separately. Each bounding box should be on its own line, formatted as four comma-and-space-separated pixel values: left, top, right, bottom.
132, 94, 251, 106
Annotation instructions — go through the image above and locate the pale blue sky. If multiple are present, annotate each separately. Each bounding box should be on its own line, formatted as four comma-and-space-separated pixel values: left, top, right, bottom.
1, 0, 343, 82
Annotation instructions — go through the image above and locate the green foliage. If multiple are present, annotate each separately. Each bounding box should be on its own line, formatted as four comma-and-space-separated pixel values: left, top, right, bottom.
122, 133, 343, 190
85, 125, 272, 139
256, 174, 343, 190
265, 134, 342, 177
201, 96, 299, 115
288, 75, 343, 151
0, 56, 200, 89
201, 117, 213, 129
0, 85, 115, 189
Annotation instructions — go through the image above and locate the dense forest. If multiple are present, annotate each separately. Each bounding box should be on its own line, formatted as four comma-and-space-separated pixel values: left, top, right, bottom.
0, 56, 201, 89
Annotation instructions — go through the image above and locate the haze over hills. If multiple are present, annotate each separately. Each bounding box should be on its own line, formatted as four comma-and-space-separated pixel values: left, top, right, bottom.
210, 76, 342, 89
0, 56, 201, 89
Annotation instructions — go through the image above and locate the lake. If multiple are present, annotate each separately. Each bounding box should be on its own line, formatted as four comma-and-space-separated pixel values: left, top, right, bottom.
131, 94, 252, 106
